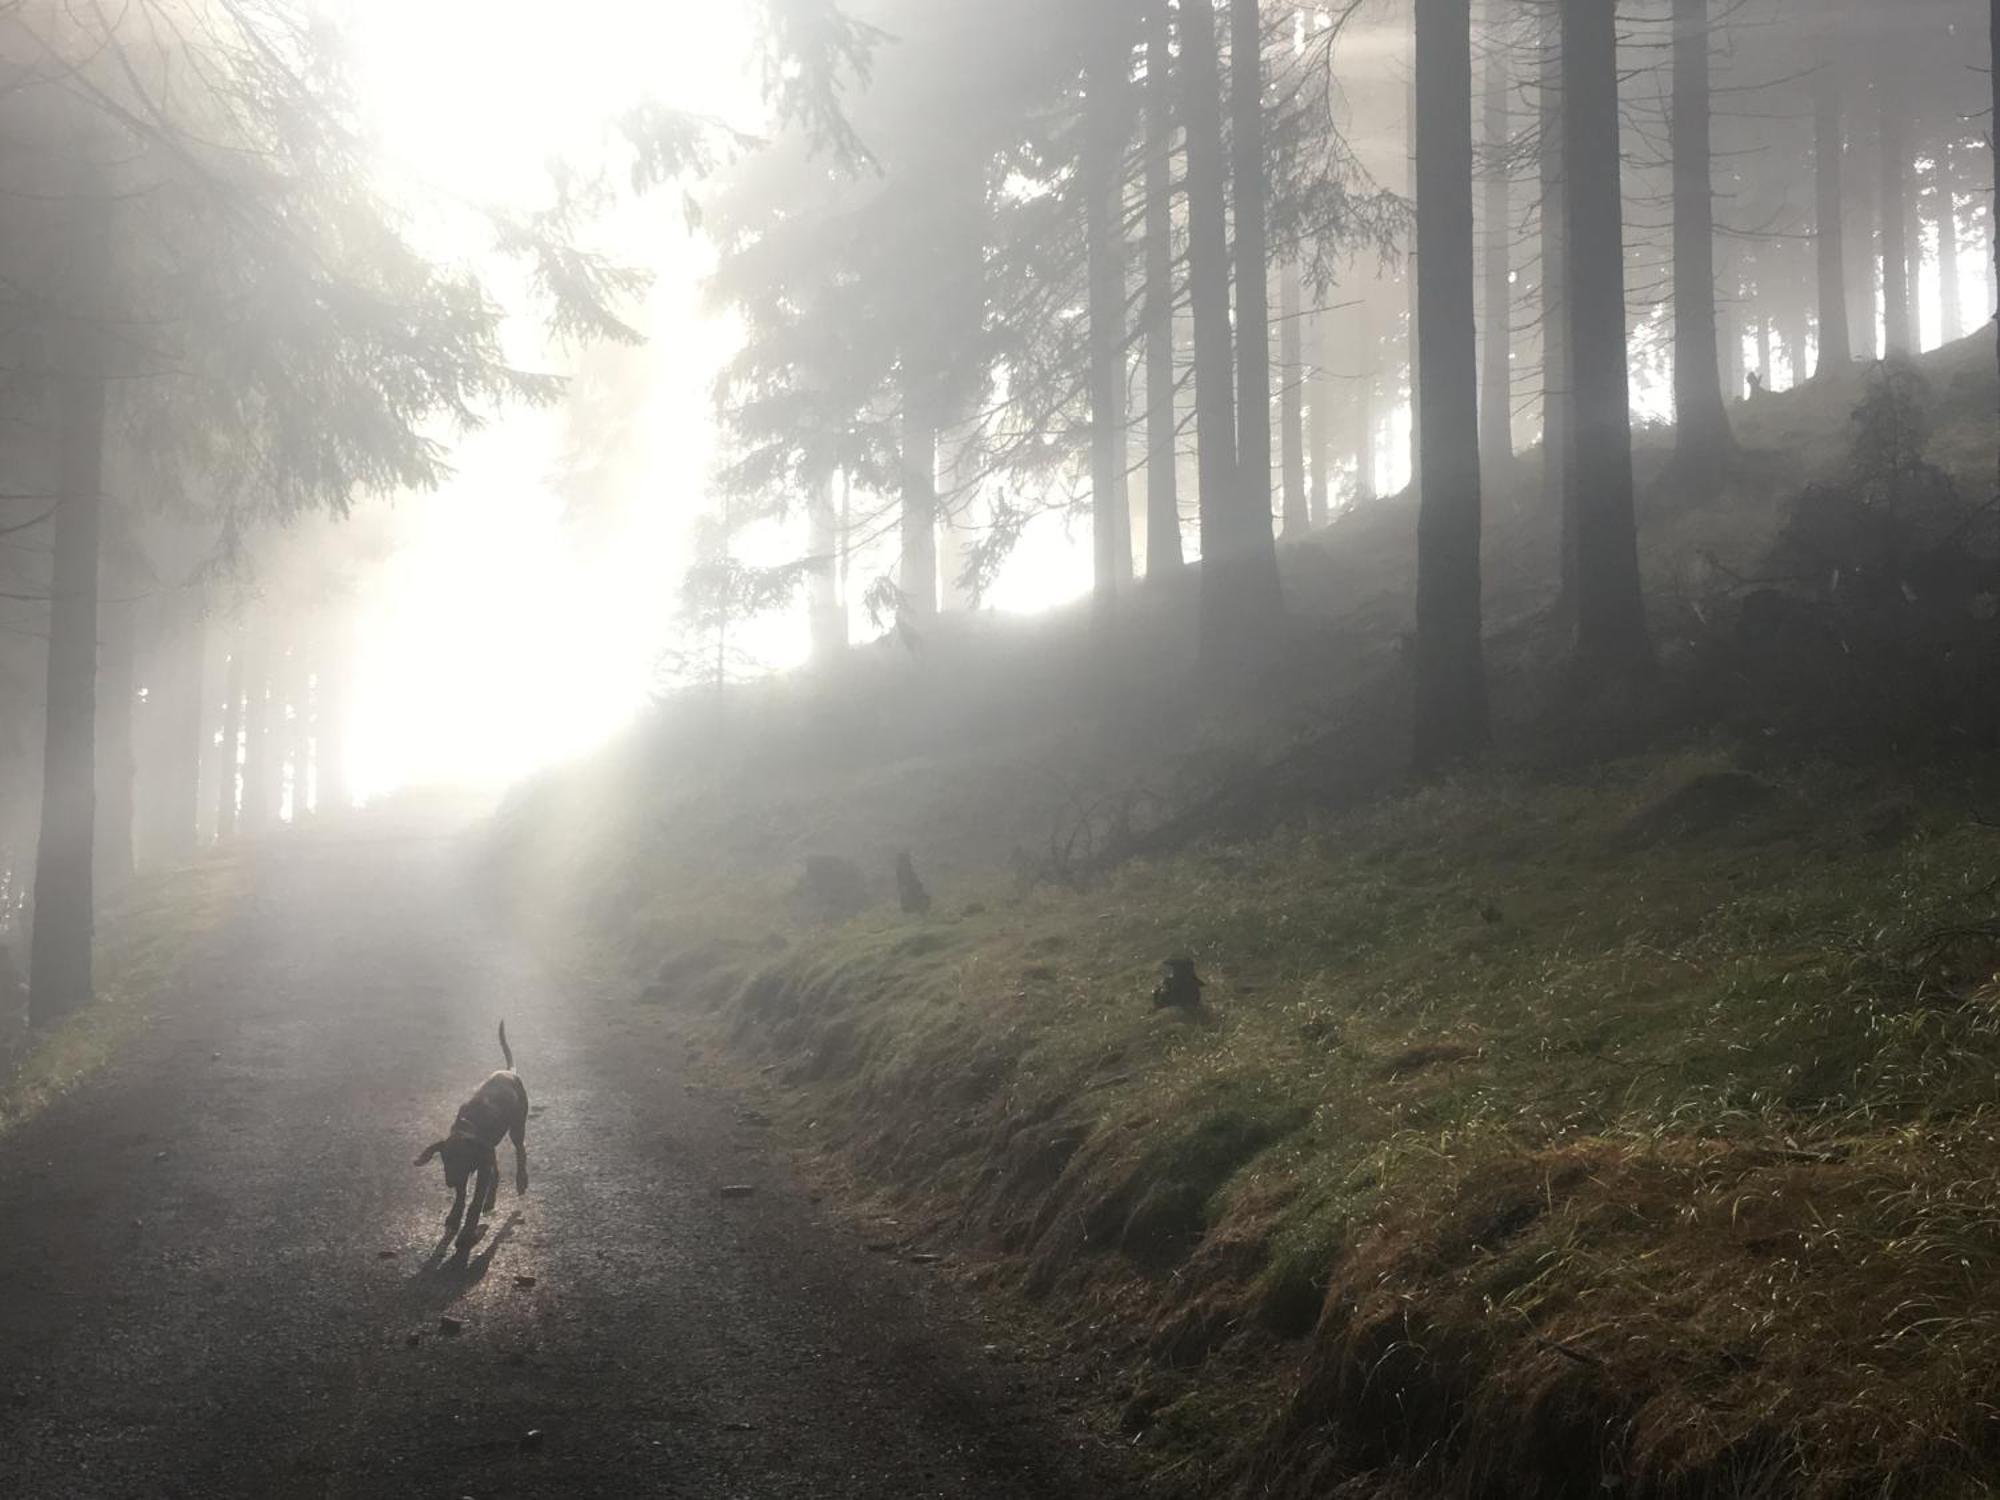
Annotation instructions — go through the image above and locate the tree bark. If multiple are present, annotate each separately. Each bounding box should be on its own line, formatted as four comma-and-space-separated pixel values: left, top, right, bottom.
1846, 106, 1879, 361
1539, 2, 1575, 611
1143, 0, 1184, 576
1308, 300, 1335, 526
1181, 0, 1242, 654
1877, 44, 1914, 358
1412, 0, 1489, 766
1670, 0, 1731, 490
1228, 0, 1284, 611
28, 352, 108, 1025
1562, 0, 1650, 673
215, 636, 243, 839
1934, 147, 1962, 345
1085, 36, 1131, 626
1478, 0, 1513, 479
1280, 260, 1309, 535
1811, 33, 1852, 372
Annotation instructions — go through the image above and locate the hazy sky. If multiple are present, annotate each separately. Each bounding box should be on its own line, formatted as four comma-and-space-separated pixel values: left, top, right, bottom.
336, 0, 758, 799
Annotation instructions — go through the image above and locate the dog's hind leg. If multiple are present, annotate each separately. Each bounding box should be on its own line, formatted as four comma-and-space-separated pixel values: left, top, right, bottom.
510, 1116, 528, 1196
482, 1150, 500, 1215
445, 1180, 466, 1234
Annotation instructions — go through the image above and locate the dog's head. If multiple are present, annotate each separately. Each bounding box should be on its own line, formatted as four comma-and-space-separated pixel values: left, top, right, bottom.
414, 1133, 482, 1189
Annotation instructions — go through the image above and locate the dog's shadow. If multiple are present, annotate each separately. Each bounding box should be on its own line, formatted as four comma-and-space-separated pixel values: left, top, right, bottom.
404, 1211, 522, 1310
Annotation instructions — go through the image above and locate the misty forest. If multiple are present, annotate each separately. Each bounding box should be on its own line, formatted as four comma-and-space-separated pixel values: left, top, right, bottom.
1, 0, 1999, 1494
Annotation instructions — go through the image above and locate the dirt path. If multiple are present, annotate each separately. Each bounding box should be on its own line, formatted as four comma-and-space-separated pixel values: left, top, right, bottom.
0, 827, 1131, 1498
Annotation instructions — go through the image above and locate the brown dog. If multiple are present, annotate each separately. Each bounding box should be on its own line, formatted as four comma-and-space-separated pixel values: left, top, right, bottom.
416, 1021, 529, 1252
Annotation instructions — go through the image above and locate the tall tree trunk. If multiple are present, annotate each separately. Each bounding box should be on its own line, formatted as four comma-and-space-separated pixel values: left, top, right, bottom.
1478, 0, 1513, 479
313, 626, 350, 818
1228, 0, 1284, 611
240, 634, 276, 832
1811, 34, 1853, 372
1934, 147, 1963, 344
1670, 0, 1731, 490
1308, 300, 1335, 526
1143, 0, 1184, 576
898, 379, 939, 625
1992, 0, 1998, 487
1540, 2, 1575, 610
1406, 58, 1423, 492
215, 637, 243, 839
1412, 0, 1489, 766
1280, 260, 1309, 535
1086, 36, 1131, 626
282, 645, 310, 822
1847, 119, 1879, 361
28, 349, 108, 1025
94, 568, 136, 894
1877, 45, 1914, 358
1182, 0, 1243, 655
807, 470, 845, 660
138, 588, 206, 864
1562, 0, 1650, 672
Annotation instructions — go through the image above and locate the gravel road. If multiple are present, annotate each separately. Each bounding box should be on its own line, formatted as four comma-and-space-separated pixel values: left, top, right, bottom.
0, 828, 1133, 1499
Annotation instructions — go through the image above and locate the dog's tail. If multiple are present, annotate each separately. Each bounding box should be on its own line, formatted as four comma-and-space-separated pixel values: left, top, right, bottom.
498, 1019, 514, 1071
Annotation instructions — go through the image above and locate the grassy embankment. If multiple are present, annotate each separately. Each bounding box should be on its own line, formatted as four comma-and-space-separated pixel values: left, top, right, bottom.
0, 852, 245, 1138
496, 337, 2000, 1497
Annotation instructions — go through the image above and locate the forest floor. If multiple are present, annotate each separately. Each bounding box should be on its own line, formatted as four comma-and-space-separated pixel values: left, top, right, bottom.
483, 337, 2000, 1496
0, 820, 1143, 1499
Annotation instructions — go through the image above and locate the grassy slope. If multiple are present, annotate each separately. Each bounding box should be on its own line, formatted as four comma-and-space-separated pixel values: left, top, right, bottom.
0, 852, 246, 1137
496, 338, 2000, 1498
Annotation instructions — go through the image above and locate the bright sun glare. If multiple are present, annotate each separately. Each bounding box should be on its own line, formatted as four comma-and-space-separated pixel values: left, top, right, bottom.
335, 0, 756, 801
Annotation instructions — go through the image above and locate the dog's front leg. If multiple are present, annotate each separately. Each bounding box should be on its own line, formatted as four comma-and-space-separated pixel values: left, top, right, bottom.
445, 1180, 466, 1233
458, 1161, 495, 1251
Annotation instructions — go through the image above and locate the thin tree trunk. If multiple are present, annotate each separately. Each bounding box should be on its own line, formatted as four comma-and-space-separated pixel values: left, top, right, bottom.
1671, 0, 1731, 489
1934, 147, 1962, 344
1992, 0, 1998, 490
899, 379, 939, 624
1280, 260, 1309, 536
1228, 0, 1284, 610
28, 349, 107, 1025
1478, 0, 1513, 478
1540, 2, 1574, 611
1811, 34, 1852, 372
1307, 300, 1334, 526
240, 634, 276, 832
1143, 0, 1184, 575
94, 565, 135, 894
215, 636, 243, 839
1086, 36, 1130, 625
1406, 58, 1423, 492
282, 645, 311, 822
1877, 44, 1914, 358
1412, 0, 1489, 766
1847, 106, 1879, 360
313, 626, 350, 818
1181, 0, 1242, 652
1562, 0, 1650, 672
807, 470, 845, 660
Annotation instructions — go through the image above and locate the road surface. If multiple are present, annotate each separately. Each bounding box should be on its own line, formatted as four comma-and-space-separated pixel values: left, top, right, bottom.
0, 829, 1130, 1498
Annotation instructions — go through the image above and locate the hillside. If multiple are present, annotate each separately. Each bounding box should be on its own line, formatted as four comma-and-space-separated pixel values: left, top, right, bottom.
491, 337, 2000, 1498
